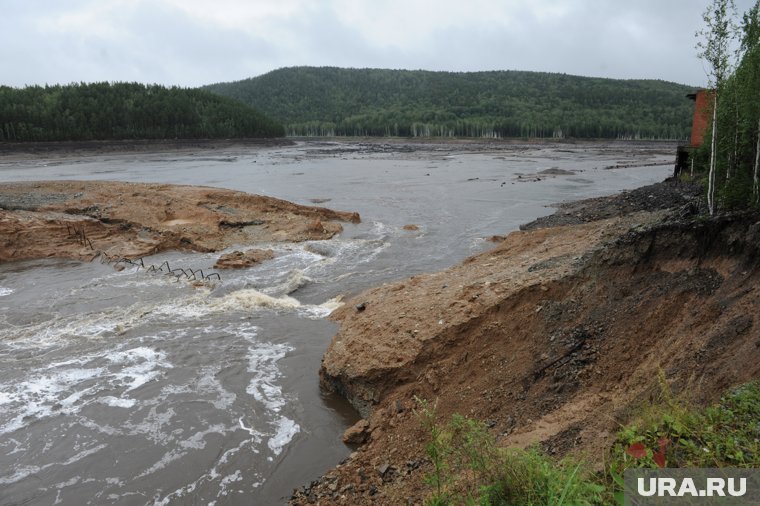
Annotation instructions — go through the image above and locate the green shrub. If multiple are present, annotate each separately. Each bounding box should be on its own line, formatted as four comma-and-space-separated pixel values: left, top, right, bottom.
415, 399, 604, 505
611, 381, 760, 471
416, 381, 760, 505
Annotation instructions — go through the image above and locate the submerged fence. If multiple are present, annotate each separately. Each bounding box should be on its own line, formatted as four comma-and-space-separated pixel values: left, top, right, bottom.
99, 253, 222, 283
65, 221, 222, 283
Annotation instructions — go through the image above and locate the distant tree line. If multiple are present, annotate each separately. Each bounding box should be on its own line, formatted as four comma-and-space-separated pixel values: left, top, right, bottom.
205, 67, 695, 140
0, 82, 284, 142
694, 0, 760, 211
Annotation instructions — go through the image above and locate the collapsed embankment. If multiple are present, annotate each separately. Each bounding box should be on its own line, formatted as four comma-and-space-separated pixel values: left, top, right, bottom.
295, 184, 760, 505
0, 180, 360, 263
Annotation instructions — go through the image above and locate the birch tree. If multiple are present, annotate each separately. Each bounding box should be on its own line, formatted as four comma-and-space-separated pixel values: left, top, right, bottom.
696, 0, 738, 214
741, 1, 760, 203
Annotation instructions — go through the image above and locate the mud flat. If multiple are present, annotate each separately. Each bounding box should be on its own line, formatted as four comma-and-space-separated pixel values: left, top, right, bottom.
294, 180, 760, 505
0, 137, 294, 159
0, 180, 360, 263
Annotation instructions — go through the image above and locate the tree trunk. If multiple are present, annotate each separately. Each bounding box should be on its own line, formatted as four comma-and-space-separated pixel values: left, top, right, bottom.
708, 94, 719, 215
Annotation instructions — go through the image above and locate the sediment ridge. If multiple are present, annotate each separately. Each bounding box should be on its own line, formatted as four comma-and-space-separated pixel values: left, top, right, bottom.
0, 180, 360, 263
295, 180, 760, 505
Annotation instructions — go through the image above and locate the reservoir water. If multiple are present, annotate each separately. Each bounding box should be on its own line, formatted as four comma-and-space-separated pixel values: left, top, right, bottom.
0, 140, 675, 505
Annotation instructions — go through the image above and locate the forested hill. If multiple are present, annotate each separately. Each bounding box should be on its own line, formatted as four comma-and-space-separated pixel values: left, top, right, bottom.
0, 82, 284, 142
204, 67, 695, 139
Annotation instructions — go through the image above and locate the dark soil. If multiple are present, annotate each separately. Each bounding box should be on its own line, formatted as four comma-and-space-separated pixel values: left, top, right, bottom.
520, 179, 703, 231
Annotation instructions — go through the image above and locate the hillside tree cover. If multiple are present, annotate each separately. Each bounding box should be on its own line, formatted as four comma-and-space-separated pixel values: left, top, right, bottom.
0, 82, 285, 142
205, 68, 695, 140
695, 0, 760, 210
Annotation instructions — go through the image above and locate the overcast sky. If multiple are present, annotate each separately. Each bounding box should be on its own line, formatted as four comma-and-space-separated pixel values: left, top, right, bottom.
1, 0, 755, 88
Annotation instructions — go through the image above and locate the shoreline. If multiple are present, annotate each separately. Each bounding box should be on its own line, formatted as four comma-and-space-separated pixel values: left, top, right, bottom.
0, 136, 679, 157
0, 137, 295, 158
292, 179, 760, 504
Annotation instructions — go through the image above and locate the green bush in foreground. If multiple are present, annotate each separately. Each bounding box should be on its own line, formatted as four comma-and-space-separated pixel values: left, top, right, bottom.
415, 399, 605, 505
612, 381, 760, 471
417, 381, 760, 505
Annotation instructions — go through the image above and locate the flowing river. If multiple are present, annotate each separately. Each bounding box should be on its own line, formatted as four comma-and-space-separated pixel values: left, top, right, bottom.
0, 140, 675, 505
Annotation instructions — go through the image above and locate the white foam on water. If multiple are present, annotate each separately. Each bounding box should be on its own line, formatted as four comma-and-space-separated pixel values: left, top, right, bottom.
106, 347, 172, 392
0, 286, 13, 297
150, 287, 342, 321
123, 406, 177, 445
211, 289, 302, 312
298, 295, 345, 319
196, 369, 237, 410
149, 289, 303, 323
99, 396, 136, 408
244, 339, 301, 458
238, 417, 262, 440
0, 465, 41, 486
53, 476, 82, 505
218, 470, 243, 496
0, 346, 172, 435
0, 303, 156, 347
136, 423, 230, 479
0, 366, 105, 434
0, 444, 107, 485
267, 416, 300, 457
264, 268, 311, 296
150, 438, 259, 506
310, 237, 390, 270
245, 341, 292, 413
369, 220, 395, 238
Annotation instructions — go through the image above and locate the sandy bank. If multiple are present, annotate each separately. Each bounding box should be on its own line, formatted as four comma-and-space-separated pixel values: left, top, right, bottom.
0, 180, 360, 263
294, 181, 760, 505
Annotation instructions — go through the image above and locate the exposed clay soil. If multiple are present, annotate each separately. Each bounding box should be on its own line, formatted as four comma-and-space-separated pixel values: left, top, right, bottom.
0, 180, 359, 263
292, 180, 760, 505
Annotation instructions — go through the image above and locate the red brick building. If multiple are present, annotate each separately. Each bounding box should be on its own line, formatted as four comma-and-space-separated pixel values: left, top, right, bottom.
675, 89, 714, 176
687, 89, 714, 147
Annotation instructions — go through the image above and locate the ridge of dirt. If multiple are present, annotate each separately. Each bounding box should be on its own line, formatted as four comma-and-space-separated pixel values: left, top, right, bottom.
292, 182, 760, 505
520, 179, 703, 231
0, 180, 360, 263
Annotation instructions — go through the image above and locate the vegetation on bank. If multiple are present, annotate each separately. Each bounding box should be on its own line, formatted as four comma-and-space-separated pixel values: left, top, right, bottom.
205, 68, 694, 140
417, 381, 760, 505
693, 0, 760, 212
0, 82, 285, 142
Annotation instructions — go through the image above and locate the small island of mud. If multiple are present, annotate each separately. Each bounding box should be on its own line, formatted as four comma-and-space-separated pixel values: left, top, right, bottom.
0, 180, 360, 263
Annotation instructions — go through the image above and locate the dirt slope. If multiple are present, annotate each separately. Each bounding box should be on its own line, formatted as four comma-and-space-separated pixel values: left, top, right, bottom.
0, 180, 360, 263
293, 184, 760, 505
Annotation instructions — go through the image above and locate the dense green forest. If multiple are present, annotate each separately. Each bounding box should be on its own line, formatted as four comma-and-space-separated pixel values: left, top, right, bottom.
0, 82, 284, 142
205, 67, 695, 139
695, 0, 760, 211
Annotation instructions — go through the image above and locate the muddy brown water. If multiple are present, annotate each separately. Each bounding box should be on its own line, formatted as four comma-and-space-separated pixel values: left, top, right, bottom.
0, 140, 676, 505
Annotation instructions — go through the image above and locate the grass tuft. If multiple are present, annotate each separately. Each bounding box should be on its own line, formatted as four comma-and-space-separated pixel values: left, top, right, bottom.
416, 381, 760, 505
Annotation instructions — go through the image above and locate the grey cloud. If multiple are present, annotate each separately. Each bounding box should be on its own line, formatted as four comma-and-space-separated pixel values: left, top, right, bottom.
2, 0, 757, 88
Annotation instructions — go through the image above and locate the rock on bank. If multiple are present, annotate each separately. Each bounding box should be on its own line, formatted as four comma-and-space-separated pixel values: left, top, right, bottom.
0, 180, 360, 262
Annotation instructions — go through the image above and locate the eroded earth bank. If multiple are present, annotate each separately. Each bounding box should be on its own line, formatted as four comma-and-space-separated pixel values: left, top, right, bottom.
0, 180, 360, 263
294, 180, 760, 505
